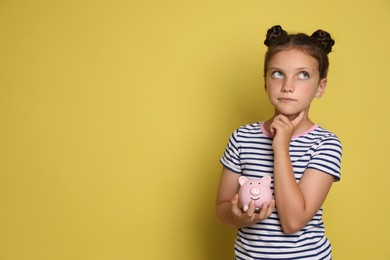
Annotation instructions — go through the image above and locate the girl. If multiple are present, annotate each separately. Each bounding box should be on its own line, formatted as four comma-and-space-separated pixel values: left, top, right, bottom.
215, 25, 342, 259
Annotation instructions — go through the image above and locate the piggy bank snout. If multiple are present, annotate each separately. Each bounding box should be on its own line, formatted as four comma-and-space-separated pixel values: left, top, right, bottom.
250, 187, 261, 196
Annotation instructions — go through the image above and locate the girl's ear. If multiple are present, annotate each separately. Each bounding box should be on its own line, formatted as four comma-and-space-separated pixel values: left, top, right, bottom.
315, 78, 327, 98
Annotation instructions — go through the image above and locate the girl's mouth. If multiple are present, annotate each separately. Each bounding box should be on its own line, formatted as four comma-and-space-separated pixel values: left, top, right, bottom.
278, 98, 295, 102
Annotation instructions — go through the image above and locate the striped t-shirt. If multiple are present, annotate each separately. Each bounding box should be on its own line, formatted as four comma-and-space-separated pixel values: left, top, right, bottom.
220, 122, 342, 260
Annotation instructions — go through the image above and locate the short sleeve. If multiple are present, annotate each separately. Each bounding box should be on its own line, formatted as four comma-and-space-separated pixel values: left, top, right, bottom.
307, 135, 343, 181
220, 129, 242, 173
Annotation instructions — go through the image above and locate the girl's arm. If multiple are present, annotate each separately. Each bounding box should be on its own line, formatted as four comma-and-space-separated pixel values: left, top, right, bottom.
273, 151, 334, 234
270, 113, 334, 234
215, 167, 275, 228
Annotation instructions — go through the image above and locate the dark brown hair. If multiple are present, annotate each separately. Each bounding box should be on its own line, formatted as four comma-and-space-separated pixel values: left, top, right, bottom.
263, 25, 335, 79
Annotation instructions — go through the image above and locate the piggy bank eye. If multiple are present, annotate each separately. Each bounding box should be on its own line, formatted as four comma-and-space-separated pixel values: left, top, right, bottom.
249, 182, 252, 185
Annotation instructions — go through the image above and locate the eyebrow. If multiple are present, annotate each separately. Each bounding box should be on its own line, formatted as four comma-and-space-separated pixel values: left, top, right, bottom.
267, 67, 314, 71
296, 67, 314, 71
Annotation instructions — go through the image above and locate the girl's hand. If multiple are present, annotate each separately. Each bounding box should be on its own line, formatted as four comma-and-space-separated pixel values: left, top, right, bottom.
270, 111, 305, 152
215, 167, 275, 228
230, 194, 275, 228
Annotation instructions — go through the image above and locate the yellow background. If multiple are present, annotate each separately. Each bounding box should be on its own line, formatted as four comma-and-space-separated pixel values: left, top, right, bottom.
1, 0, 389, 259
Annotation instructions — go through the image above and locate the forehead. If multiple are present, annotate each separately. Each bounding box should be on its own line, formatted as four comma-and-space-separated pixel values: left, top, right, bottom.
268, 49, 319, 70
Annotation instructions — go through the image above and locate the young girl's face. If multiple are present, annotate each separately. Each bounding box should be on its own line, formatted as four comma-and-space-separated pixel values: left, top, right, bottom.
265, 48, 327, 117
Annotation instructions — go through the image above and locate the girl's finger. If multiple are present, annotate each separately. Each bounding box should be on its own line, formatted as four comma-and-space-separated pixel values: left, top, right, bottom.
257, 202, 270, 220
291, 110, 306, 127
266, 200, 276, 217
230, 194, 243, 216
246, 200, 256, 217
270, 120, 285, 134
230, 194, 239, 205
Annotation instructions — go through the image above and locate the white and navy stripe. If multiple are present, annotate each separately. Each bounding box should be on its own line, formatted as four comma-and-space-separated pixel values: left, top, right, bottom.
220, 122, 342, 259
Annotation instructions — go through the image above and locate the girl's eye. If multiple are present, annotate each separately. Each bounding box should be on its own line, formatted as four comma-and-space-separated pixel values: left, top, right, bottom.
298, 71, 310, 79
271, 71, 283, 79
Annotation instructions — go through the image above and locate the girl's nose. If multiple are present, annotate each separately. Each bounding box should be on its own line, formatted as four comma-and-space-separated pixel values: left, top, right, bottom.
281, 78, 294, 93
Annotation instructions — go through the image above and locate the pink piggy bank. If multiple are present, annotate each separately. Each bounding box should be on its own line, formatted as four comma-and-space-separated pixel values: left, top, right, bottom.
238, 175, 273, 212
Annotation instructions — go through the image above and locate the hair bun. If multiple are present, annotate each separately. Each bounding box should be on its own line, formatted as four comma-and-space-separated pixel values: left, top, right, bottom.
311, 30, 335, 54
264, 25, 287, 46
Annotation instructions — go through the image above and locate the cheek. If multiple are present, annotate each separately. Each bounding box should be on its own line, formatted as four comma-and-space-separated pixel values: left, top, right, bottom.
265, 81, 280, 95
298, 82, 319, 96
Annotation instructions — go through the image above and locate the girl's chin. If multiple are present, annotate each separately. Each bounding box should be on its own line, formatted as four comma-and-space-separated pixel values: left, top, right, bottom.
276, 111, 300, 117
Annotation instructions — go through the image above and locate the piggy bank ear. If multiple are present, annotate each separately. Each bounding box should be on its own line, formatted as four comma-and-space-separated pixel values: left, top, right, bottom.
238, 176, 248, 186
262, 176, 272, 186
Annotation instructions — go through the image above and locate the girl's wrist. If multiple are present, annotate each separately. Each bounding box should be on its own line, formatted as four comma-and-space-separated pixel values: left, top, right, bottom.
272, 146, 290, 156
